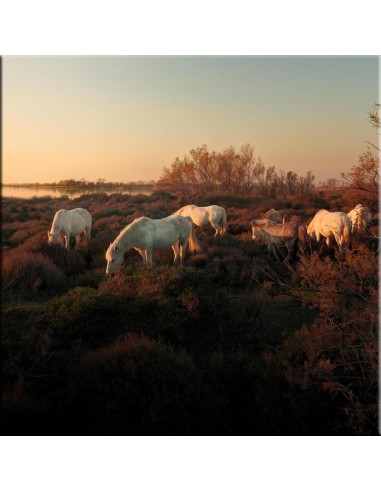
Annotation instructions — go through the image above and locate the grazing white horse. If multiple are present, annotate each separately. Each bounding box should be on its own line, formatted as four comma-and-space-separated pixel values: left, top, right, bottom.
347, 204, 372, 234
262, 208, 288, 224
48, 208, 92, 250
307, 209, 351, 254
251, 219, 299, 261
174, 204, 227, 236
105, 215, 202, 274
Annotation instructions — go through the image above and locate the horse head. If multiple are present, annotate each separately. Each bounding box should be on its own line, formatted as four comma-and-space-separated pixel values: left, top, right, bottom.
105, 242, 124, 275
48, 231, 60, 244
251, 220, 266, 240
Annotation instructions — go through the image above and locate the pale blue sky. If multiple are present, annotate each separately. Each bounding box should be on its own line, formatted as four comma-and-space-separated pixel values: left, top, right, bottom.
3, 56, 379, 183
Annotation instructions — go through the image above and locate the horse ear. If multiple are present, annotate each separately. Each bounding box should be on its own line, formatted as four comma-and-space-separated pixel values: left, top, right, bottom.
250, 220, 254, 226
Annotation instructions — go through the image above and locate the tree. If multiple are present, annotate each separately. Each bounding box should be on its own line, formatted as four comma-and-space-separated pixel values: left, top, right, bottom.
342, 104, 380, 202
158, 144, 315, 197
368, 103, 380, 129
342, 148, 379, 199
158, 144, 263, 194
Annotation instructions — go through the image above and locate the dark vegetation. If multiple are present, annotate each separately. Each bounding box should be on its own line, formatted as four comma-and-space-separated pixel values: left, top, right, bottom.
3, 178, 155, 191
1, 188, 378, 435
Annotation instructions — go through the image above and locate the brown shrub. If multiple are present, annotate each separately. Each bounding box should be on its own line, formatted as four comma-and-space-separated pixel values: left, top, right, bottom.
99, 266, 182, 302
276, 316, 378, 434
2, 252, 66, 299
292, 249, 378, 318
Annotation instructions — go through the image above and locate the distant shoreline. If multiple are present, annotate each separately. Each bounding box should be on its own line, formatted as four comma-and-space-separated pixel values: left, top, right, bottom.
1, 183, 155, 190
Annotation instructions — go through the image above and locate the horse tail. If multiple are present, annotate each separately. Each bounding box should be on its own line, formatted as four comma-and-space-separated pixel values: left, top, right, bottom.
220, 208, 228, 234
187, 222, 202, 253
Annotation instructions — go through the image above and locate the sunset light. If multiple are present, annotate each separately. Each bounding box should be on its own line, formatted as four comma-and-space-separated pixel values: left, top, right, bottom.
2, 56, 378, 184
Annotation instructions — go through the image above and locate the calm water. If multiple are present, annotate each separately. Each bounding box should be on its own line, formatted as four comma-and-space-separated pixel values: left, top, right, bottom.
2, 186, 154, 199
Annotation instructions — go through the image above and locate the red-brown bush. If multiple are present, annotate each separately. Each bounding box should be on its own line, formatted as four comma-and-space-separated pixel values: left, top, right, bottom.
2, 252, 66, 299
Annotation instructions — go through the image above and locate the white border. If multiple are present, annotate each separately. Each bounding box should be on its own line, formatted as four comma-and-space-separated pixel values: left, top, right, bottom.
1, 1, 380, 55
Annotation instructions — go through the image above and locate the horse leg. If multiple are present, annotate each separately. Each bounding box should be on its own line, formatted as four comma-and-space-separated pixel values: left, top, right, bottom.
285, 239, 295, 261
210, 220, 219, 237
75, 235, 81, 245
64, 234, 70, 250
270, 244, 279, 261
335, 234, 345, 257
145, 248, 153, 266
326, 236, 330, 247
135, 248, 146, 262
172, 243, 180, 265
85, 226, 91, 239
218, 218, 224, 235
179, 238, 189, 264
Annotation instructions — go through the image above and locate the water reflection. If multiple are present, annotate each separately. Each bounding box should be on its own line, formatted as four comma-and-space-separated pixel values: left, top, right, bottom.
2, 186, 154, 199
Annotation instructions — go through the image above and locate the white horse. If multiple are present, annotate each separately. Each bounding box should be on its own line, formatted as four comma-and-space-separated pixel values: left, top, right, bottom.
347, 204, 372, 234
48, 208, 92, 250
174, 204, 227, 236
307, 209, 351, 254
251, 219, 299, 261
262, 208, 288, 224
105, 215, 202, 274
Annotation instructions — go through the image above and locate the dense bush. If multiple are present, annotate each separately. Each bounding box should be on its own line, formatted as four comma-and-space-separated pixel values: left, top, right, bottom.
1, 191, 378, 435
2, 252, 66, 300
260, 246, 379, 434
65, 335, 207, 435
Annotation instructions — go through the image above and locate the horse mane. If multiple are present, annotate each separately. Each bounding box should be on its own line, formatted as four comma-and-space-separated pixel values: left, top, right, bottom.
50, 209, 67, 233
112, 217, 150, 250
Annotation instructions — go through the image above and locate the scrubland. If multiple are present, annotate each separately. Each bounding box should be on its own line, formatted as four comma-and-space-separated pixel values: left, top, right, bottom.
1, 189, 378, 435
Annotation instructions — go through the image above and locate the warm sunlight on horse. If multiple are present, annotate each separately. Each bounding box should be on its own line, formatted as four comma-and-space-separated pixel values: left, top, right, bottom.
48, 208, 92, 250
251, 219, 299, 261
105, 215, 202, 274
307, 209, 351, 255
347, 204, 372, 235
262, 208, 288, 224
174, 204, 227, 236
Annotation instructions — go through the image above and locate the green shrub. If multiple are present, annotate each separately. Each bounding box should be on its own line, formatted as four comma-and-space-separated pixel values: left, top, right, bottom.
41, 287, 131, 349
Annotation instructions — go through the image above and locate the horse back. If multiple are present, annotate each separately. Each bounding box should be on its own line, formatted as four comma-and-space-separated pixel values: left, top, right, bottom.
260, 222, 298, 246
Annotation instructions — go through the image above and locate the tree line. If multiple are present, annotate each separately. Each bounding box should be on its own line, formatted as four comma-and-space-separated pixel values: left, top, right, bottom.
157, 144, 315, 197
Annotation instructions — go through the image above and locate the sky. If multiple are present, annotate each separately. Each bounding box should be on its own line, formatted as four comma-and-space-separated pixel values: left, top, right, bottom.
2, 56, 379, 184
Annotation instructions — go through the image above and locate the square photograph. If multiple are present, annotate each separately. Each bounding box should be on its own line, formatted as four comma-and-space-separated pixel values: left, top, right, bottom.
1, 56, 379, 435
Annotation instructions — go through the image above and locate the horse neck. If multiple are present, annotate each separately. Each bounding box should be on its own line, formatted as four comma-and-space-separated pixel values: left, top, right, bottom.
115, 224, 135, 252
50, 212, 64, 233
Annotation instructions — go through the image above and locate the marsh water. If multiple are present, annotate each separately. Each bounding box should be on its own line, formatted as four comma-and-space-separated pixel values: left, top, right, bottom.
2, 186, 154, 199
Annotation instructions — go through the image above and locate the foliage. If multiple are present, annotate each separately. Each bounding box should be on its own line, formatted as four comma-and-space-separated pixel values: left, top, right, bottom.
341, 104, 380, 204
2, 252, 66, 300
158, 144, 315, 197
341, 148, 379, 203
368, 103, 380, 129
65, 334, 207, 435
1, 190, 378, 435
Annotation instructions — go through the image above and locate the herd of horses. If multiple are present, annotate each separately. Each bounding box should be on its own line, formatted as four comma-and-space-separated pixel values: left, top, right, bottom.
47, 202, 373, 273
